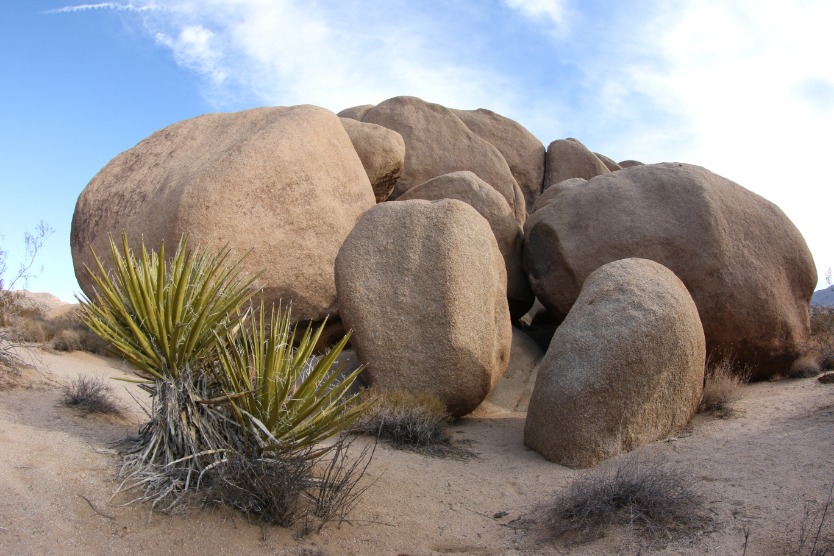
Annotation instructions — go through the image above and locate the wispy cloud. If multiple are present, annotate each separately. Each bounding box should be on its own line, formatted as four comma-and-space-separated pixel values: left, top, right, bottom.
49, 0, 834, 282
46, 2, 162, 14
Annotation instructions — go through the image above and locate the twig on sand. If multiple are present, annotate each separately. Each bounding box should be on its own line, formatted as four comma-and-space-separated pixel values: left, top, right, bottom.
79, 494, 115, 520
459, 504, 529, 531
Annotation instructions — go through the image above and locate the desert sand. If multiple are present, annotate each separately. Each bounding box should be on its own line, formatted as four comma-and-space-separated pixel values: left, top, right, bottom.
1, 345, 832, 555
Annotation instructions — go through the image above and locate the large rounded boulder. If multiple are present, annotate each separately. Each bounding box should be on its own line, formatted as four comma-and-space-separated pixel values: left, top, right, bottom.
452, 108, 545, 213
360, 96, 526, 226
524, 258, 705, 468
72, 105, 376, 323
398, 171, 534, 319
523, 163, 816, 378
335, 199, 512, 417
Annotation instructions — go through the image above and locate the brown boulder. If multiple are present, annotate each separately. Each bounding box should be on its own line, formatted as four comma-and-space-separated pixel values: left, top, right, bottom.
619, 159, 644, 168
72, 105, 375, 323
340, 117, 405, 202
335, 199, 512, 417
398, 171, 533, 319
452, 108, 545, 213
543, 138, 610, 187
594, 152, 622, 172
524, 258, 705, 468
360, 96, 526, 226
523, 162, 816, 378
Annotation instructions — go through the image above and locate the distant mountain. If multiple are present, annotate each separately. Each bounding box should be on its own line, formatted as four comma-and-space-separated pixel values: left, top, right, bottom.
811, 285, 834, 307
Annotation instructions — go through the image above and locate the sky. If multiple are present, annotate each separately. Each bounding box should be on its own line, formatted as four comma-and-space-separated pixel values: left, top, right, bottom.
1, 0, 832, 303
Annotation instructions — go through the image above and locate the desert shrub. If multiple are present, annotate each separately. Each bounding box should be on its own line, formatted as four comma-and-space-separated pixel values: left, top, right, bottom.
788, 355, 824, 379
50, 328, 83, 352
202, 435, 374, 531
699, 358, 748, 417
355, 388, 473, 459
82, 234, 373, 527
62, 375, 121, 414
1, 221, 53, 371
547, 455, 709, 545
788, 482, 834, 556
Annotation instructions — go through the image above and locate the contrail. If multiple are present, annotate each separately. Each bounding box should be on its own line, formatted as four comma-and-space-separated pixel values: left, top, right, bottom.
46, 2, 162, 14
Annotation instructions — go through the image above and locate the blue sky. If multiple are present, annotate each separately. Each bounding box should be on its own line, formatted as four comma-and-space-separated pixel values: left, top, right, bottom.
2, 0, 832, 302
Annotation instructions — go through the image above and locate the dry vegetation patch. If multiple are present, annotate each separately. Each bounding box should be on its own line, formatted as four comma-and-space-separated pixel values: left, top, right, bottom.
356, 388, 474, 459
545, 455, 710, 547
699, 359, 749, 417
61, 375, 122, 415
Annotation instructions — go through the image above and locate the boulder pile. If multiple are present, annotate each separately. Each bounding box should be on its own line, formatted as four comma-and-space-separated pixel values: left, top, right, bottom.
71, 95, 817, 466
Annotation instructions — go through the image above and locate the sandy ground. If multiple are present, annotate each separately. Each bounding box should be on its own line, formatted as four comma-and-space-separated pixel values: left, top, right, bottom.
1, 346, 832, 556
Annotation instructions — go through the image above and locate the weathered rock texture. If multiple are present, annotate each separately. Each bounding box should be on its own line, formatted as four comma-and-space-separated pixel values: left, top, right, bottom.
523, 163, 816, 378
335, 199, 512, 417
452, 108, 545, 212
72, 105, 375, 322
398, 171, 533, 319
543, 138, 610, 187
360, 96, 526, 225
532, 177, 586, 213
524, 258, 705, 468
340, 117, 405, 202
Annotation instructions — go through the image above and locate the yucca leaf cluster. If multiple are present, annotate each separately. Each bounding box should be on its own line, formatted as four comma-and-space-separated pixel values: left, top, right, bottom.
77, 233, 372, 517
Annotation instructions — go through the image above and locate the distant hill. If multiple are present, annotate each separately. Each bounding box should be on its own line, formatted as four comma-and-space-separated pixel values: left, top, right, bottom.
811, 285, 834, 307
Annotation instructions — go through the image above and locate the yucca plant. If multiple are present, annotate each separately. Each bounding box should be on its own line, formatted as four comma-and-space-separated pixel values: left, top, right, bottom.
214, 302, 371, 456
78, 233, 258, 380
79, 234, 375, 522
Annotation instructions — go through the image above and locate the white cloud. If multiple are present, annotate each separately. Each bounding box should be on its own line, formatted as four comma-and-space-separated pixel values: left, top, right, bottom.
560, 1, 834, 286
74, 0, 520, 113
502, 0, 569, 34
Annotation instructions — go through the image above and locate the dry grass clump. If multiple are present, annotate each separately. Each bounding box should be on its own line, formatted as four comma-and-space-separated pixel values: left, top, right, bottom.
788, 482, 834, 556
355, 388, 474, 459
61, 375, 122, 415
547, 455, 709, 546
788, 354, 824, 379
699, 359, 748, 417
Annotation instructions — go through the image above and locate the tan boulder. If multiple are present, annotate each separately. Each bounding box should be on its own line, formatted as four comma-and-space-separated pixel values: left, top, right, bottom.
452, 108, 545, 213
543, 138, 610, 187
524, 258, 705, 468
335, 199, 512, 417
531, 177, 586, 213
360, 96, 526, 226
619, 159, 644, 168
71, 105, 375, 323
523, 162, 816, 378
398, 171, 533, 319
337, 104, 374, 120
340, 117, 405, 202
